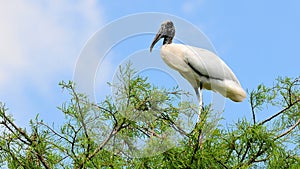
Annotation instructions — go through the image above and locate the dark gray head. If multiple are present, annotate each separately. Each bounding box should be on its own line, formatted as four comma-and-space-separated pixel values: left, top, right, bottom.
150, 20, 175, 52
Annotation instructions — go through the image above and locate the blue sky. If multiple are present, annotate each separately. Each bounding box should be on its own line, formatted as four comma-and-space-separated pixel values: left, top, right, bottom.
0, 0, 299, 127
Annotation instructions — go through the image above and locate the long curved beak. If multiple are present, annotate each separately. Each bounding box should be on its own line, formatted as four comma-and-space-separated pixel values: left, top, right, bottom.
150, 28, 163, 52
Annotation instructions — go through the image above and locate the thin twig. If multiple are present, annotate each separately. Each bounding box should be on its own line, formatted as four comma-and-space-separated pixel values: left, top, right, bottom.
70, 85, 91, 156
156, 111, 188, 136
240, 142, 266, 168
212, 155, 229, 169
38, 122, 72, 144
6, 141, 27, 168
90, 102, 118, 125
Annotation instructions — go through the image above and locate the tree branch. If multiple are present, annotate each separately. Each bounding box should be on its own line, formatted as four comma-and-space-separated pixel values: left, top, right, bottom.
35, 152, 51, 169
77, 119, 127, 168
1, 111, 32, 145
250, 92, 256, 125
274, 118, 300, 140
243, 142, 266, 167
240, 142, 250, 163
258, 99, 300, 126
0, 106, 51, 168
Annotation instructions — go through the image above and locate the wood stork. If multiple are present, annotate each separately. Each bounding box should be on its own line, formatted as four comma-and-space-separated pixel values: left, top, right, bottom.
150, 20, 246, 119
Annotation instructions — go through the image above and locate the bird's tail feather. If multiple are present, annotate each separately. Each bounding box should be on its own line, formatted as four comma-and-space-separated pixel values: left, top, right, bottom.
210, 79, 246, 102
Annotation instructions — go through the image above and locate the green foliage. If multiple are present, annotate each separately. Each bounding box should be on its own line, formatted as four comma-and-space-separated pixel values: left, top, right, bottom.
0, 64, 299, 168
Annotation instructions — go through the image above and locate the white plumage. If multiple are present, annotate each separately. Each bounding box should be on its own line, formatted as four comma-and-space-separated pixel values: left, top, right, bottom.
150, 20, 246, 116
160, 43, 246, 102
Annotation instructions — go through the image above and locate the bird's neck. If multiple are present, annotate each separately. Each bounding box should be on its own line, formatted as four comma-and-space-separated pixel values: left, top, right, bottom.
163, 37, 173, 45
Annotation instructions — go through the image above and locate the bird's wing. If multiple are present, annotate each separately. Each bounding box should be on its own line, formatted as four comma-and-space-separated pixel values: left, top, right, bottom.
182, 45, 240, 85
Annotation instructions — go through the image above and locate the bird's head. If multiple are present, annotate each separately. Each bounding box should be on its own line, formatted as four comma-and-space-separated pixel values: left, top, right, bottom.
150, 20, 175, 52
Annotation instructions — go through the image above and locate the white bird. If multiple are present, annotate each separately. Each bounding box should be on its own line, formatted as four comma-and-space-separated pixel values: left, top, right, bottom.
150, 20, 246, 119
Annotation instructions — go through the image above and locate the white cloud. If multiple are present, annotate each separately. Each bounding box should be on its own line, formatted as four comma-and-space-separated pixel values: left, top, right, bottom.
0, 0, 104, 122
0, 0, 103, 87
182, 0, 204, 14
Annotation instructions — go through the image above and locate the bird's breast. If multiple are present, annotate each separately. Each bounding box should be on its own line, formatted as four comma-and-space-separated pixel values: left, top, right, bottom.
160, 44, 190, 73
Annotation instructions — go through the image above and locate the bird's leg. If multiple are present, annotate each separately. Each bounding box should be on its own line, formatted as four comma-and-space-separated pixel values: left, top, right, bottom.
198, 86, 204, 149
195, 84, 204, 150
194, 88, 200, 122
195, 84, 203, 122
198, 88, 203, 121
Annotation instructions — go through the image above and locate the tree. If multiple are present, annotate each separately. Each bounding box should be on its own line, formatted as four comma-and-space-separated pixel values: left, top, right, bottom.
0, 64, 299, 168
